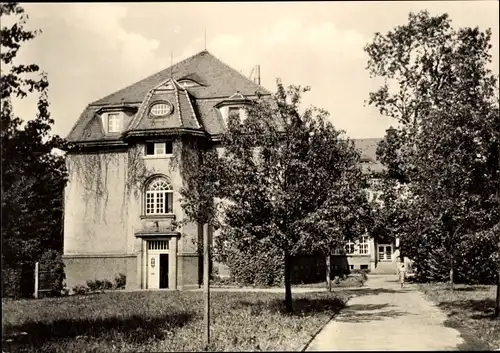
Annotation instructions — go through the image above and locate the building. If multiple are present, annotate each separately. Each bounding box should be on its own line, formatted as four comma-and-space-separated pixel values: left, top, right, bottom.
330, 137, 406, 275
63, 50, 402, 291
63, 50, 271, 290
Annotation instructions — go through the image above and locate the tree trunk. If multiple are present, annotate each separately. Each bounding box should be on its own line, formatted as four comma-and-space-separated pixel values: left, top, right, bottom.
449, 249, 454, 290
203, 223, 210, 349
284, 253, 293, 313
326, 255, 331, 292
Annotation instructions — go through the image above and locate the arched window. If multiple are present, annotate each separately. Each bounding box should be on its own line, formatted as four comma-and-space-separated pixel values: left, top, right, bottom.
145, 178, 173, 215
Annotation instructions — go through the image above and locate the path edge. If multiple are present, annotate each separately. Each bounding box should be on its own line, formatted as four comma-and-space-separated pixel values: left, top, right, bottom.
300, 295, 353, 352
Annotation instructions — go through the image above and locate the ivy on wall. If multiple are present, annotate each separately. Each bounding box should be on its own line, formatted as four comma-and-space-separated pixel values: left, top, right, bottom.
67, 134, 206, 227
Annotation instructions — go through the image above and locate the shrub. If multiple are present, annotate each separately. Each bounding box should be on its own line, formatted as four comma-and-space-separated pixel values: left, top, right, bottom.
85, 276, 123, 293
86, 279, 102, 292
226, 248, 284, 287
114, 273, 126, 289
72, 285, 89, 295
102, 280, 113, 290
210, 275, 237, 287
409, 226, 499, 285
1, 265, 24, 298
39, 250, 66, 297
61, 286, 70, 297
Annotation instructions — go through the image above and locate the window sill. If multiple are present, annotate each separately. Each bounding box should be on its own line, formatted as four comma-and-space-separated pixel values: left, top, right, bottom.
140, 214, 176, 220
143, 154, 174, 160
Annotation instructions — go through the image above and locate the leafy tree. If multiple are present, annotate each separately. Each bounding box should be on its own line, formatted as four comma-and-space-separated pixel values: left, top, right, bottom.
185, 81, 371, 312
365, 10, 499, 289
1, 3, 68, 297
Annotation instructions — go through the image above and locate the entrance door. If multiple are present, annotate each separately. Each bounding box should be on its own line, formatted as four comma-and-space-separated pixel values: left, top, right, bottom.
147, 239, 170, 289
147, 253, 160, 289
378, 244, 393, 261
160, 254, 169, 289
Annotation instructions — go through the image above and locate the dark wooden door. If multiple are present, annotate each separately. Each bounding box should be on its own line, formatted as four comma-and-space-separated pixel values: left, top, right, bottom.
160, 254, 169, 289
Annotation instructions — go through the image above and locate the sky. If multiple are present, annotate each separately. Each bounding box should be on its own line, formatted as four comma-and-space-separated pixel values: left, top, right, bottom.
9, 1, 500, 139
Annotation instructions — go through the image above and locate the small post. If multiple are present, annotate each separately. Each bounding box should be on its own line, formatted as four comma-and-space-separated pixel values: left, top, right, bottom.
495, 269, 499, 317
203, 223, 210, 349
496, 238, 500, 318
326, 255, 331, 292
34, 262, 39, 299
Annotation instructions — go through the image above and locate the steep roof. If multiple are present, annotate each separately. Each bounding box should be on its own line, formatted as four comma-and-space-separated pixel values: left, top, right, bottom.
92, 50, 271, 105
353, 138, 385, 174
67, 50, 271, 142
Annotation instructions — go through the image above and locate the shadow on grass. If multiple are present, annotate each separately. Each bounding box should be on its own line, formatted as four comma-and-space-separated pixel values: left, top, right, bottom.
453, 286, 492, 292
236, 296, 346, 316
443, 318, 492, 351
336, 303, 409, 323
438, 298, 497, 320
2, 312, 194, 348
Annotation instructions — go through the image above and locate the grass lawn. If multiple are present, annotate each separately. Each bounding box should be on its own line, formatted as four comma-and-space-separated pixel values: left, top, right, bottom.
295, 274, 366, 289
211, 274, 366, 289
418, 282, 500, 350
2, 290, 348, 352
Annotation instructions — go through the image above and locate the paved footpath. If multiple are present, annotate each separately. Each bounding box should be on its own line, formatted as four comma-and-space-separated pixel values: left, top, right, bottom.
306, 275, 466, 351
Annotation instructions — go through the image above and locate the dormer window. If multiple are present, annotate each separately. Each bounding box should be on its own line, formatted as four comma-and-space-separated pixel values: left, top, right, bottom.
107, 113, 122, 133
178, 79, 199, 88
150, 102, 173, 117
215, 92, 253, 126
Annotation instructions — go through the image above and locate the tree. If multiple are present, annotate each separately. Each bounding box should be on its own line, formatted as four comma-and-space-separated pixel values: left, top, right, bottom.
365, 10, 499, 290
1, 3, 68, 297
196, 81, 371, 312
177, 139, 222, 349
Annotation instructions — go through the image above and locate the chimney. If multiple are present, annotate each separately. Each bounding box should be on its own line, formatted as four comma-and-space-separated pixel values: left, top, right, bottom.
250, 65, 261, 85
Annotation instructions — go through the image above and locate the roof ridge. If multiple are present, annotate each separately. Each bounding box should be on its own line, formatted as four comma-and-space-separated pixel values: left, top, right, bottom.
205, 50, 272, 95
174, 84, 183, 127
126, 89, 154, 131
67, 104, 91, 139
183, 90, 201, 129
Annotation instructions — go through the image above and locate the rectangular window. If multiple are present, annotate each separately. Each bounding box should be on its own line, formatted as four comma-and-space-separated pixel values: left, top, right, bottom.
148, 240, 169, 250
345, 236, 370, 255
349, 265, 354, 270
107, 113, 121, 133
145, 142, 173, 156
145, 191, 173, 215
228, 107, 240, 120
360, 265, 369, 270
359, 236, 369, 255
378, 245, 393, 261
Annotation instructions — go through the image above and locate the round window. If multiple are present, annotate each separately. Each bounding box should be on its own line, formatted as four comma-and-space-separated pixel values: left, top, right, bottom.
150, 102, 173, 116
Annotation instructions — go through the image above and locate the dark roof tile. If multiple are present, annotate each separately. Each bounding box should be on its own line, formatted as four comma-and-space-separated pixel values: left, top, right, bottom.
92, 50, 271, 105
68, 51, 271, 142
